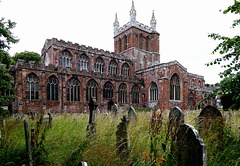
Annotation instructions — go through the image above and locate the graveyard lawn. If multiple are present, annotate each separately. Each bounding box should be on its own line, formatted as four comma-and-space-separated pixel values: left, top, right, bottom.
0, 110, 239, 166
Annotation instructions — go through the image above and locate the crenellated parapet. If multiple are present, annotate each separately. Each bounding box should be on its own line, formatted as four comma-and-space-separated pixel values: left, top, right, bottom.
42, 38, 116, 58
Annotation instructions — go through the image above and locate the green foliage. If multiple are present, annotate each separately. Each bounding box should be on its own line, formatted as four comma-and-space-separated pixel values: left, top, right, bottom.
12, 51, 41, 64
0, 17, 18, 117
0, 18, 19, 50
207, 1, 240, 78
0, 66, 15, 117
0, 50, 14, 69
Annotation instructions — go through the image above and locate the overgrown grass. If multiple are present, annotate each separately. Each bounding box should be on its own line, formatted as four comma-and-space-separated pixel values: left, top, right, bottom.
0, 110, 239, 165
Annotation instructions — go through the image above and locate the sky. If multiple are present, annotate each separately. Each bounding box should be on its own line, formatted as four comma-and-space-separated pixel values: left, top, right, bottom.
0, 0, 239, 84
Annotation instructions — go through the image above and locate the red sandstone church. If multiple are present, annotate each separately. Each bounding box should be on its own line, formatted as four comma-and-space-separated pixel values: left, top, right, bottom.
12, 1, 209, 113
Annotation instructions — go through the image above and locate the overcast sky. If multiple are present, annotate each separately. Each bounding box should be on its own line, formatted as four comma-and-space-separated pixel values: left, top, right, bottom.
0, 0, 239, 84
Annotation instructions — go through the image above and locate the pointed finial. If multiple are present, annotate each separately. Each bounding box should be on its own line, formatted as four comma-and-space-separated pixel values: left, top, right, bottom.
150, 10, 156, 30
130, 0, 136, 23
130, 0, 136, 14
113, 13, 119, 32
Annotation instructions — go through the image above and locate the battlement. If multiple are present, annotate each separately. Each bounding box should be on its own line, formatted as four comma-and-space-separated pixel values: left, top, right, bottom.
114, 21, 158, 37
42, 38, 115, 57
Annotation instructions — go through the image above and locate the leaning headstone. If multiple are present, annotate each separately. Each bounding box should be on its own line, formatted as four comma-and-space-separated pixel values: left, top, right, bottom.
116, 115, 130, 160
86, 97, 98, 137
128, 106, 137, 121
169, 106, 184, 129
111, 104, 119, 115
176, 124, 207, 166
198, 105, 223, 135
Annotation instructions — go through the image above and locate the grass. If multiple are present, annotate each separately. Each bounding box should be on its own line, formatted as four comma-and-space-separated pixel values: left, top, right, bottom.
0, 110, 239, 166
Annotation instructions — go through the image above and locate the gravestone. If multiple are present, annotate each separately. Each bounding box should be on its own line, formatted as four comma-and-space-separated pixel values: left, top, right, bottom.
176, 124, 207, 166
108, 99, 114, 110
198, 105, 223, 135
86, 97, 98, 137
111, 104, 119, 115
78, 162, 88, 166
169, 106, 184, 129
116, 115, 130, 160
128, 106, 137, 121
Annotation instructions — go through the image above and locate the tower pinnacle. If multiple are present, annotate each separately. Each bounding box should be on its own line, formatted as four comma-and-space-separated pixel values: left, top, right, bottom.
150, 10, 156, 30
130, 0, 136, 23
113, 13, 119, 32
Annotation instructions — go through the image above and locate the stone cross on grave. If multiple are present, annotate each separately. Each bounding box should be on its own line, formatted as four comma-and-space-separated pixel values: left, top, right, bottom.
86, 97, 98, 137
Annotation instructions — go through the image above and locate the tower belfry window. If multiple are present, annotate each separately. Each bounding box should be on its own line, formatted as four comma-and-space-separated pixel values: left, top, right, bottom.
119, 38, 122, 53
139, 34, 143, 49
124, 35, 127, 50
146, 37, 149, 51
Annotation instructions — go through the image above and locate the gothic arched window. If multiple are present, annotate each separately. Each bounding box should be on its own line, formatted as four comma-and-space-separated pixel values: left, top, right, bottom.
103, 81, 114, 99
124, 35, 127, 50
94, 57, 104, 73
108, 60, 117, 75
118, 83, 127, 104
47, 76, 58, 101
26, 74, 39, 100
86, 79, 98, 102
78, 54, 89, 71
149, 82, 158, 101
132, 85, 139, 104
170, 74, 180, 100
121, 63, 129, 77
139, 34, 143, 49
119, 38, 122, 53
67, 78, 80, 102
60, 50, 72, 69
189, 92, 193, 107
146, 36, 149, 51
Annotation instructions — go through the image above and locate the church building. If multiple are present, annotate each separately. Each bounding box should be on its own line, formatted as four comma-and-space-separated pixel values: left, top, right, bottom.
12, 1, 207, 113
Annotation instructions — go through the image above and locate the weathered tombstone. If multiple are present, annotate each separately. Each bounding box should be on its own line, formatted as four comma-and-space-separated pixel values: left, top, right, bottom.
169, 106, 184, 129
86, 97, 98, 137
42, 114, 50, 123
48, 110, 52, 128
111, 104, 119, 115
128, 106, 137, 121
31, 128, 35, 150
198, 105, 223, 135
2, 119, 6, 128
24, 119, 33, 166
108, 99, 114, 110
116, 115, 130, 160
176, 124, 207, 166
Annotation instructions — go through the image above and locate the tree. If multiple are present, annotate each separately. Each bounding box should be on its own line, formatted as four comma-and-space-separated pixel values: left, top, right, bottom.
0, 17, 19, 117
206, 1, 240, 110
207, 1, 240, 77
12, 51, 41, 64
0, 18, 19, 50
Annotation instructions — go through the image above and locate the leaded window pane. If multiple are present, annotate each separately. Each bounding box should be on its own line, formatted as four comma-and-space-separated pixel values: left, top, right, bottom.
67, 78, 80, 102
86, 79, 98, 102
26, 74, 39, 100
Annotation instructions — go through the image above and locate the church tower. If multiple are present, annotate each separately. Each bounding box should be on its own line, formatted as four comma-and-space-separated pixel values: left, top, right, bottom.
113, 0, 160, 71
